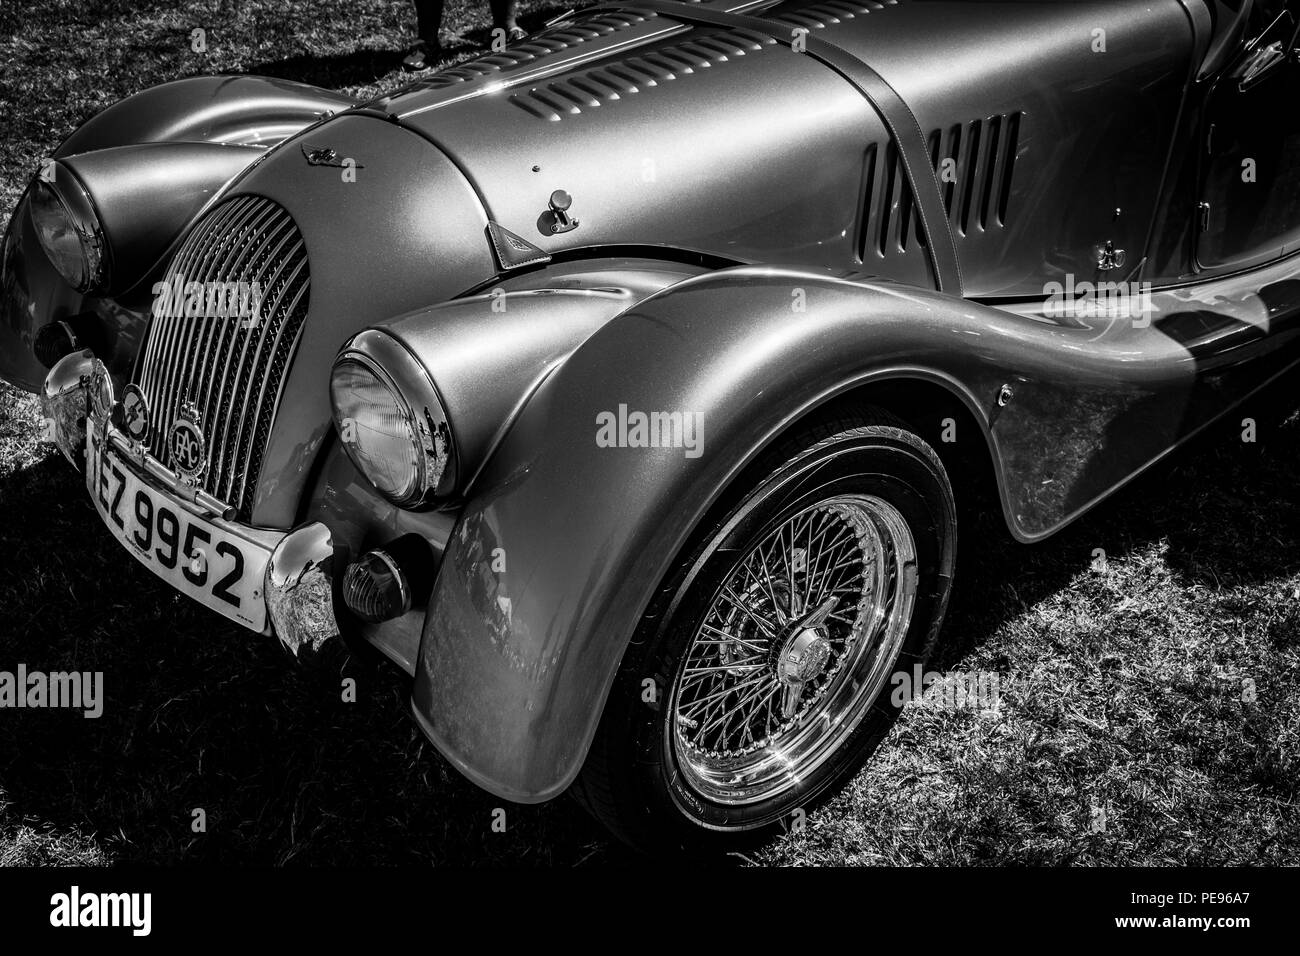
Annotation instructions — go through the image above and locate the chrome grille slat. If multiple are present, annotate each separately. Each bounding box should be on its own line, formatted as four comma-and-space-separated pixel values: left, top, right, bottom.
137, 224, 200, 401
220, 252, 309, 505
191, 200, 283, 464
228, 269, 310, 511
142, 218, 212, 436
156, 197, 249, 455
131, 196, 311, 523
162, 200, 251, 416
182, 201, 267, 447
211, 233, 305, 503
201, 216, 296, 481
148, 199, 248, 460
205, 222, 299, 489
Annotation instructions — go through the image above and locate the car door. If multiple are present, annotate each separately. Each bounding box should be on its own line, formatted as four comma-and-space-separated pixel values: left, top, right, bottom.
1195, 0, 1300, 274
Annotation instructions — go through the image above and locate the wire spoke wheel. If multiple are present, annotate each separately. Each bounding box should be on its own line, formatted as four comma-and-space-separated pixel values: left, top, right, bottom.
573, 417, 955, 851
669, 494, 919, 806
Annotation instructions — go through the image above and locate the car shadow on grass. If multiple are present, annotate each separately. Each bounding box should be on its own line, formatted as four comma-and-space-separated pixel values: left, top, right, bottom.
939, 364, 1300, 673
238, 4, 588, 89
0, 451, 631, 866
240, 48, 412, 89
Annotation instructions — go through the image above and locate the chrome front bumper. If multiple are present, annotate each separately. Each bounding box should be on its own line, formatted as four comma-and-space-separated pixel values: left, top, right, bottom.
42, 350, 342, 656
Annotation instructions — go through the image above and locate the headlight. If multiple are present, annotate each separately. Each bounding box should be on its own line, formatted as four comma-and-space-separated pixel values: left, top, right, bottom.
330, 329, 456, 508
29, 170, 107, 294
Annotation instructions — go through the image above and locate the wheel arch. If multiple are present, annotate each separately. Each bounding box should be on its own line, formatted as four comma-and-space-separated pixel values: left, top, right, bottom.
780, 374, 1005, 530
407, 268, 1039, 804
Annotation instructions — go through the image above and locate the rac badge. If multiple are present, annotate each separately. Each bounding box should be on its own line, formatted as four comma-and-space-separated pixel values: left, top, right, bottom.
168, 399, 207, 482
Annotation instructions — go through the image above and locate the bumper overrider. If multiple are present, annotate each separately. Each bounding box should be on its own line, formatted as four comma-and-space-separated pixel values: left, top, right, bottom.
41, 349, 341, 655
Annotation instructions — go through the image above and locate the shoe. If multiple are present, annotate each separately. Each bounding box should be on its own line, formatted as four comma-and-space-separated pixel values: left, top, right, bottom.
402, 40, 441, 71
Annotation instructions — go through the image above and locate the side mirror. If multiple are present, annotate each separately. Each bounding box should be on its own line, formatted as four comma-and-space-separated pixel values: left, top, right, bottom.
1232, 8, 1299, 92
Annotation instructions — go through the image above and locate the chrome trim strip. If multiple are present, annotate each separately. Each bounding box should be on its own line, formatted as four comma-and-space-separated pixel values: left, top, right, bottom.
101, 422, 237, 521
371, 548, 413, 616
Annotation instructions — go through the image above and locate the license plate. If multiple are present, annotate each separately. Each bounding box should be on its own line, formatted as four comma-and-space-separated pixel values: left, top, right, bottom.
85, 420, 273, 633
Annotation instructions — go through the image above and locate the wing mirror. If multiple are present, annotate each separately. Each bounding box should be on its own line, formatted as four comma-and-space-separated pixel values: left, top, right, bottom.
1234, 10, 1299, 92
1236, 38, 1288, 90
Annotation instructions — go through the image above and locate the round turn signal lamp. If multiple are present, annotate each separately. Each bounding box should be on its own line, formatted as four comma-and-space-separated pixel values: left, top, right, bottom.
343, 551, 409, 623
341, 534, 435, 624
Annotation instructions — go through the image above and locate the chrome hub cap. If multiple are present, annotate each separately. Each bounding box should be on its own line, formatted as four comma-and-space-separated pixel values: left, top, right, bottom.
669, 494, 919, 806
773, 597, 838, 718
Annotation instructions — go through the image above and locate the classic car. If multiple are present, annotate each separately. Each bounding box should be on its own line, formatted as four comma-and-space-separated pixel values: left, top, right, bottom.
3, 0, 1299, 853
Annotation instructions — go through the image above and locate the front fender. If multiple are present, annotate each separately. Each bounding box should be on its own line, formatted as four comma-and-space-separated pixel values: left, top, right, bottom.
56, 75, 356, 156
2, 76, 358, 392
410, 263, 1300, 802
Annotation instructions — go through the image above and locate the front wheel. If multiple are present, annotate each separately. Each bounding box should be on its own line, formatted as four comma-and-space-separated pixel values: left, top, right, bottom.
573, 411, 958, 854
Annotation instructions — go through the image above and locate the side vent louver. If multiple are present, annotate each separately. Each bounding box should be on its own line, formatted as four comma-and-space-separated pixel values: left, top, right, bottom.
509, 28, 775, 120
862, 111, 1021, 260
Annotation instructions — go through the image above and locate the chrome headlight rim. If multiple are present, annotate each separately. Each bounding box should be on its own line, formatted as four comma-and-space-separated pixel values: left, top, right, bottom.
330, 329, 457, 509
29, 165, 109, 295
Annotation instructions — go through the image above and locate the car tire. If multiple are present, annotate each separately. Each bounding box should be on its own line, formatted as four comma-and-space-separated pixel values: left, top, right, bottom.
572, 407, 958, 855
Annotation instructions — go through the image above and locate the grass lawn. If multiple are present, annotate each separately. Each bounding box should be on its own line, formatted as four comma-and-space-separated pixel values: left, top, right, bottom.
0, 0, 1297, 866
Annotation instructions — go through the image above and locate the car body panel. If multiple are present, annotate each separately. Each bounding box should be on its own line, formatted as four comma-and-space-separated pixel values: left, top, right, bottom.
410, 256, 1300, 801
378, 0, 1194, 297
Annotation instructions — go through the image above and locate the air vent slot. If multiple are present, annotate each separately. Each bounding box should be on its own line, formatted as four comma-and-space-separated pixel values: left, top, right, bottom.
508, 29, 774, 120
861, 111, 1022, 259
771, 0, 902, 32
414, 7, 659, 90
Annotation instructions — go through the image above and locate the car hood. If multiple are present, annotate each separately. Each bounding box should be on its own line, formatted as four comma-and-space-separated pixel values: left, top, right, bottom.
368, 0, 1192, 297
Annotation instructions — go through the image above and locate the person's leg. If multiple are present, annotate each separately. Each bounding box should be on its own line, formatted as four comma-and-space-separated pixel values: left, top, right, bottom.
414, 0, 445, 44
489, 0, 525, 39
403, 0, 444, 69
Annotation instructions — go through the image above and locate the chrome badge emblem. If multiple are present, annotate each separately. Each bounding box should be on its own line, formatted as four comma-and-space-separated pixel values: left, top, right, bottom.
168, 398, 207, 481
120, 384, 149, 442
301, 144, 363, 169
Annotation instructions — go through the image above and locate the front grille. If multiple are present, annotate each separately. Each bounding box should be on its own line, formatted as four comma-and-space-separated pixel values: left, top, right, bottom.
133, 195, 311, 521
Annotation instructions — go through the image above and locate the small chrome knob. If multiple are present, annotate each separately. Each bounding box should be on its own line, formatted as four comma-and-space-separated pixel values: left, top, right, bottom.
543, 189, 579, 234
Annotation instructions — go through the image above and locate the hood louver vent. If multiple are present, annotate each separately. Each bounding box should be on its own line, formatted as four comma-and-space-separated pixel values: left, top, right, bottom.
863, 111, 1021, 260
772, 0, 902, 31
509, 28, 775, 120
414, 8, 660, 91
